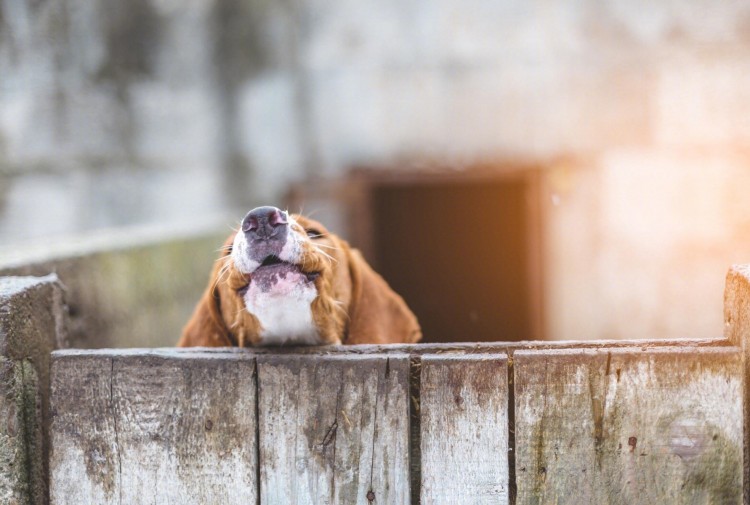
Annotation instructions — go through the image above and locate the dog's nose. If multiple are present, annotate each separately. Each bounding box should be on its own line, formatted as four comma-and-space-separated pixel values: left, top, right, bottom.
242, 206, 288, 240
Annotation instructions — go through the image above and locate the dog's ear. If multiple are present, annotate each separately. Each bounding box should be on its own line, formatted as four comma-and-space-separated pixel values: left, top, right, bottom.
345, 248, 422, 344
178, 257, 234, 347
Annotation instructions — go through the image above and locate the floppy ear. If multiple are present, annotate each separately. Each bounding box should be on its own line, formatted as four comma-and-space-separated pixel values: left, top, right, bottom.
178, 261, 234, 347
345, 248, 422, 344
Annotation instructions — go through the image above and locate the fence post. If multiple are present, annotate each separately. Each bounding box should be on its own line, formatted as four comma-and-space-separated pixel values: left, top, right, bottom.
725, 265, 750, 505
0, 275, 67, 505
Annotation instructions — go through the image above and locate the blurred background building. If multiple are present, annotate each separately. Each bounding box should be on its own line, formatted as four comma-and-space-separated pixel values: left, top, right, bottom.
2, 0, 750, 342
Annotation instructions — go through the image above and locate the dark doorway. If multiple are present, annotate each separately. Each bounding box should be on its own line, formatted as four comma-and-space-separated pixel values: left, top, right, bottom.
371, 178, 538, 342
285, 167, 545, 342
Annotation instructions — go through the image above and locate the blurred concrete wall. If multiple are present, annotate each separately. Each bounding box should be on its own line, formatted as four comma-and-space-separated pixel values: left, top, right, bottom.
0, 0, 310, 240
2, 0, 750, 340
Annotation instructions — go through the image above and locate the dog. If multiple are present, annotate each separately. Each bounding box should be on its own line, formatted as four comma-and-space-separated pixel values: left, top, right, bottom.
179, 206, 422, 347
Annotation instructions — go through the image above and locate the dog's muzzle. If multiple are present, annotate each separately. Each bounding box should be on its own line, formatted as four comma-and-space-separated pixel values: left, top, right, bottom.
241, 206, 289, 263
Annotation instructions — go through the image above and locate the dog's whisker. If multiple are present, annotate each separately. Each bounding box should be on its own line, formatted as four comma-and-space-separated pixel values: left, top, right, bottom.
315, 247, 338, 264
303, 208, 323, 219
212, 266, 232, 285
214, 254, 231, 265
290, 203, 303, 217
213, 258, 230, 271
332, 299, 350, 320
313, 243, 335, 254
231, 307, 247, 324
212, 262, 232, 290
312, 242, 338, 250
212, 273, 226, 291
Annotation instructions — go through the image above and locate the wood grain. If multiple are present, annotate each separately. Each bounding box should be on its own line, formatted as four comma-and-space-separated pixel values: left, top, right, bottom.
724, 264, 750, 505
514, 347, 743, 505
48, 344, 744, 504
420, 354, 509, 505
0, 358, 41, 505
257, 354, 410, 505
50, 352, 257, 504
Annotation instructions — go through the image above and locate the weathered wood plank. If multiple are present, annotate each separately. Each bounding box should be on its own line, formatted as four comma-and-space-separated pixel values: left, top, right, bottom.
0, 357, 41, 505
50, 353, 257, 504
514, 347, 743, 505
52, 332, 729, 359
1, 275, 67, 505
724, 264, 750, 505
257, 354, 410, 505
50, 354, 118, 504
420, 354, 509, 505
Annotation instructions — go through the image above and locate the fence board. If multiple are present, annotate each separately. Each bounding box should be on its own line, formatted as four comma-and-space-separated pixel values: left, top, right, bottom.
50, 352, 257, 504
49, 343, 745, 504
257, 354, 410, 505
420, 354, 509, 505
514, 347, 743, 505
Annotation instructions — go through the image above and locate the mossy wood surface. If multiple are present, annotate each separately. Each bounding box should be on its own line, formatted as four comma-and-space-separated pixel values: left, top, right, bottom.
49, 345, 743, 505
0, 275, 66, 505
1, 230, 225, 349
514, 347, 743, 505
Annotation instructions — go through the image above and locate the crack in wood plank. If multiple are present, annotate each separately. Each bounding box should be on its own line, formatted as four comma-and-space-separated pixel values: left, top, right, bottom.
367, 357, 384, 500
109, 357, 123, 505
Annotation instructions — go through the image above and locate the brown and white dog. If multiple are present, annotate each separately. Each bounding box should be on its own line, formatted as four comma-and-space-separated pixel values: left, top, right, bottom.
179, 206, 422, 347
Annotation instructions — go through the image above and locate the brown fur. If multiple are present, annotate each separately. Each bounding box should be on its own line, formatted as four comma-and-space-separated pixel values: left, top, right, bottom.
178, 214, 421, 346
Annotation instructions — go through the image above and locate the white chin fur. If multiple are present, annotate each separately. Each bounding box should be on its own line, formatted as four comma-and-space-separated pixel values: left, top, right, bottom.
244, 280, 322, 346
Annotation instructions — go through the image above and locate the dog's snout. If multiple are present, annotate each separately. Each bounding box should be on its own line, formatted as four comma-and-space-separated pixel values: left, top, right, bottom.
242, 206, 288, 240
236, 206, 291, 265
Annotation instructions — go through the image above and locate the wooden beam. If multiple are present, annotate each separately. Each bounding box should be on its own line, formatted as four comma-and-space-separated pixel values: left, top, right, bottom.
50, 352, 258, 504
724, 264, 750, 505
0, 275, 66, 505
49, 343, 745, 503
514, 347, 743, 505
257, 354, 410, 504
420, 354, 509, 504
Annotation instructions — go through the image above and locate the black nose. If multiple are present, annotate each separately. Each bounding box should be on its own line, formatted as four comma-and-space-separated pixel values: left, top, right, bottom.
241, 206, 288, 240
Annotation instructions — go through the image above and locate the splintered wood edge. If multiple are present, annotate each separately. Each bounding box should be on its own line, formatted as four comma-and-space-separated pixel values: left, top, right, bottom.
51, 336, 729, 360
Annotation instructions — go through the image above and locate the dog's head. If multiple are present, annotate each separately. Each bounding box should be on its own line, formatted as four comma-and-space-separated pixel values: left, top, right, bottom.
179, 206, 422, 347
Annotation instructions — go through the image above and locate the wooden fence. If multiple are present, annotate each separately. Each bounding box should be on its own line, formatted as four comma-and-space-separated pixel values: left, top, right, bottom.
49, 342, 745, 503
50, 342, 743, 505
3, 266, 750, 504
